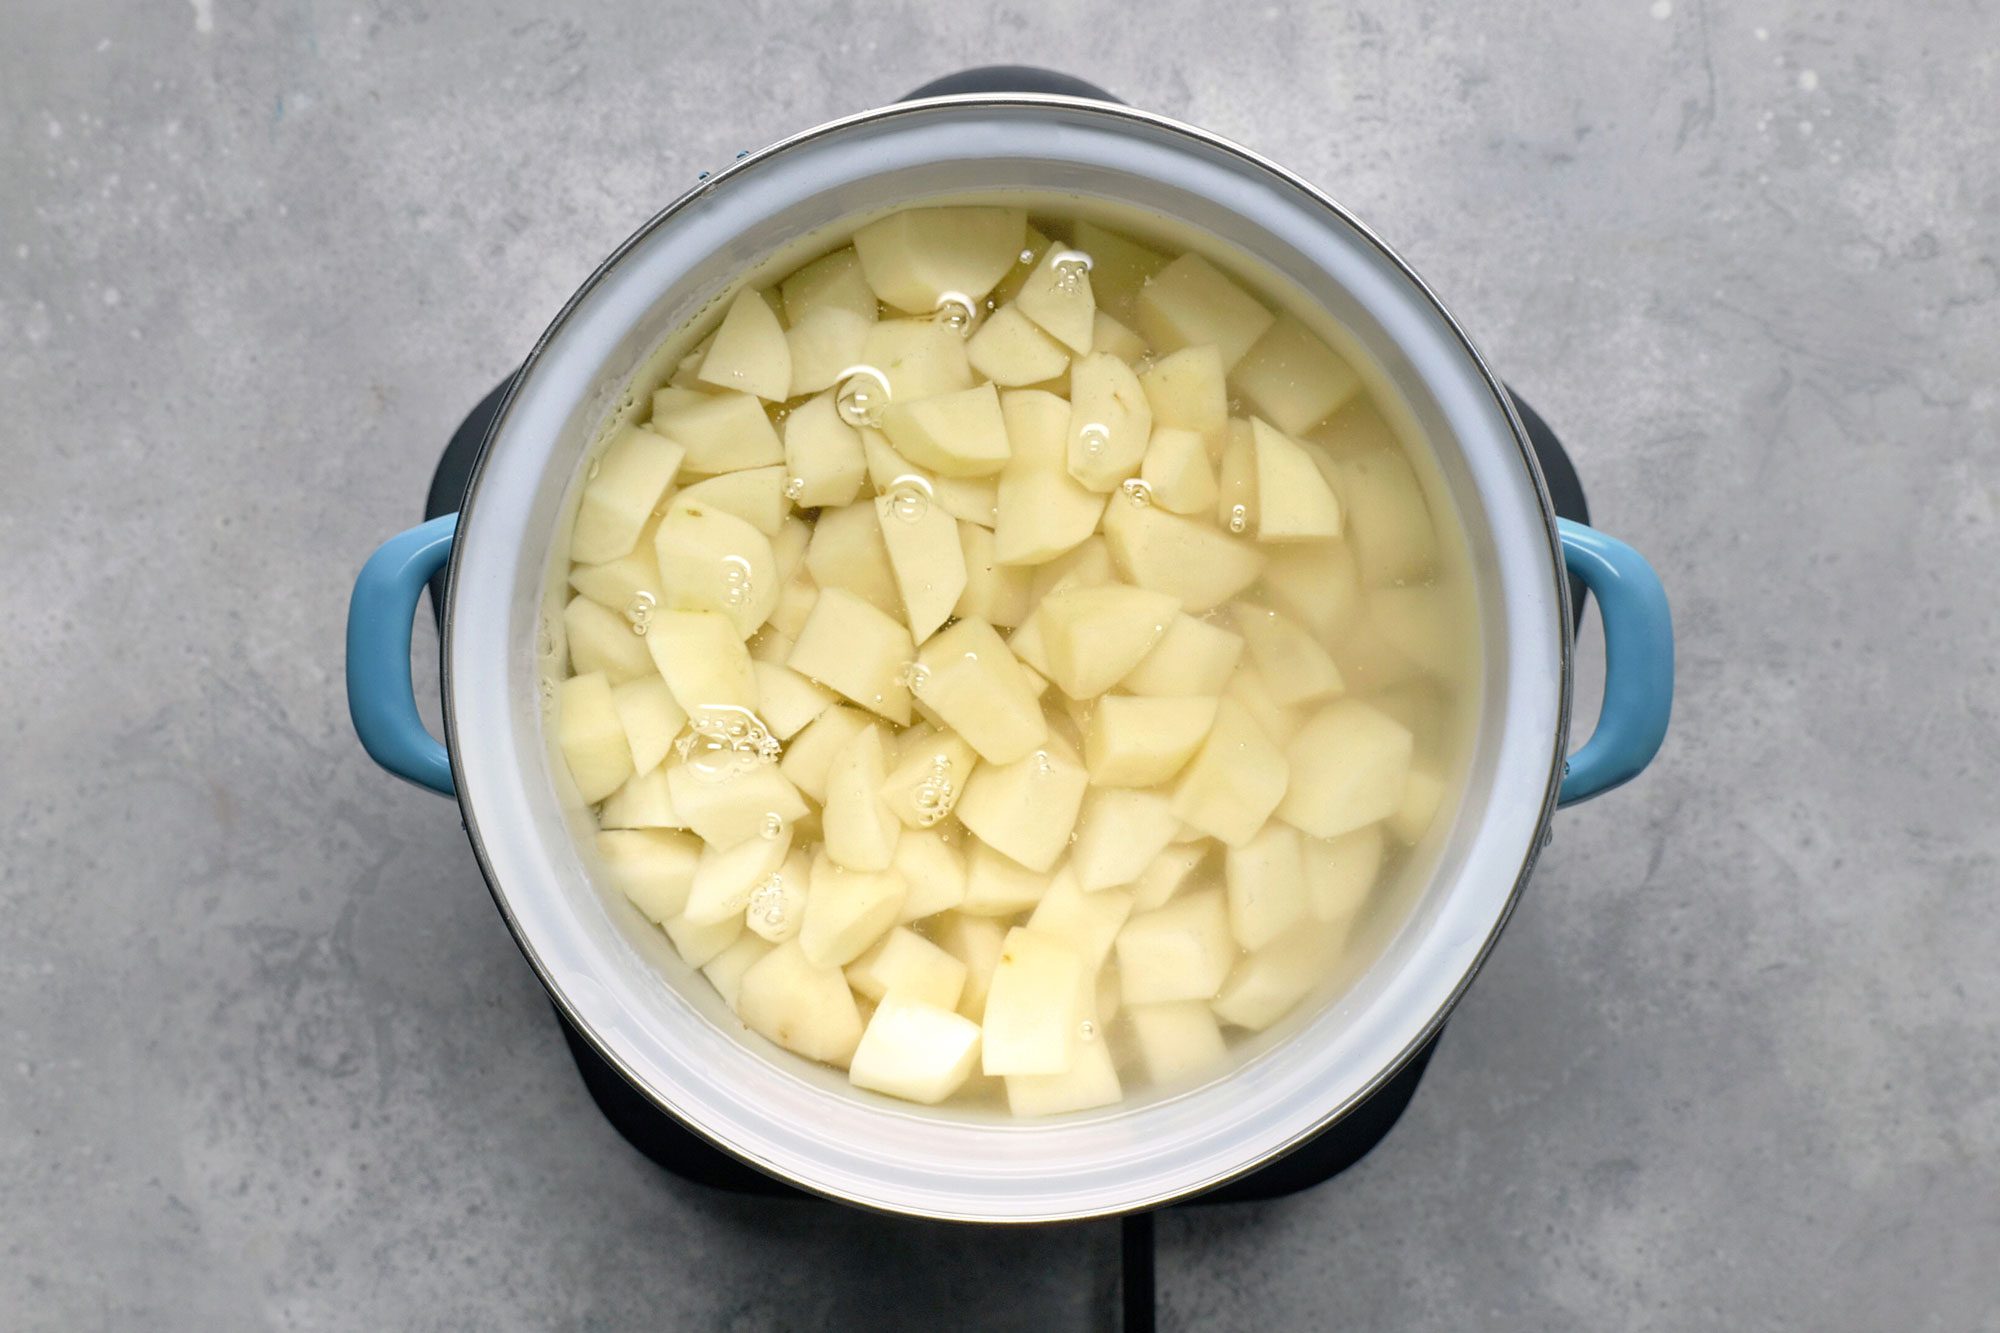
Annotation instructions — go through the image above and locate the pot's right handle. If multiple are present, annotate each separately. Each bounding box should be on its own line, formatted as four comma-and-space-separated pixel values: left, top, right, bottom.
346, 513, 459, 796
1555, 519, 1674, 806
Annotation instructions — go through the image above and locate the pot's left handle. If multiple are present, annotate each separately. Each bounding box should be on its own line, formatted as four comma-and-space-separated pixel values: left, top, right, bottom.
346, 513, 459, 796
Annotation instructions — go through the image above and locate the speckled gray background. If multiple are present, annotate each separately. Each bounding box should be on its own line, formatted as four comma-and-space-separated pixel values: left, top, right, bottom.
3, 0, 1995, 1328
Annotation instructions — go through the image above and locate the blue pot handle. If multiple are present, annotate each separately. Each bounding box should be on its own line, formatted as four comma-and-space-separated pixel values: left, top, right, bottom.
346, 513, 459, 796
1555, 518, 1673, 806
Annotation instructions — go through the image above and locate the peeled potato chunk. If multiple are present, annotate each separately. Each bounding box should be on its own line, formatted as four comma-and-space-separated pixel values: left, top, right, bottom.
1005, 1034, 1121, 1117
750, 660, 832, 741
1102, 500, 1266, 613
1388, 763, 1447, 844
646, 609, 757, 715
1083, 695, 1217, 787
783, 391, 868, 508
1140, 426, 1218, 515
1223, 822, 1310, 951
1126, 1001, 1228, 1085
912, 617, 1047, 765
651, 392, 784, 476
882, 726, 977, 829
564, 594, 656, 684
569, 538, 663, 616
597, 828, 701, 924
967, 303, 1071, 386
1070, 788, 1180, 892
777, 703, 870, 804
852, 206, 1027, 313
570, 426, 685, 564
666, 762, 808, 849
892, 829, 969, 922
745, 848, 811, 943
697, 288, 791, 402
846, 926, 968, 1010
1250, 417, 1343, 542
1212, 918, 1346, 1031
849, 996, 983, 1104
1028, 870, 1134, 967
1135, 252, 1275, 370
663, 910, 744, 969
1088, 311, 1147, 365
1276, 699, 1415, 839
1303, 825, 1385, 923
994, 388, 1109, 565
1013, 246, 1097, 353
1171, 697, 1289, 847
822, 724, 901, 872
1139, 345, 1229, 452
557, 672, 634, 803
805, 500, 902, 618
874, 491, 969, 645
955, 740, 1090, 873
1232, 312, 1363, 436
1234, 604, 1345, 706
800, 853, 906, 967
1115, 889, 1235, 1005
1038, 584, 1180, 701
1071, 221, 1168, 320
1130, 843, 1207, 912
684, 826, 791, 925
598, 766, 686, 830
703, 934, 775, 1012
782, 248, 877, 397
654, 503, 779, 638
738, 939, 865, 1066
1120, 614, 1244, 698
1066, 352, 1153, 492
786, 587, 914, 725
881, 381, 1012, 479
981, 926, 1086, 1075
959, 841, 1053, 917
931, 913, 1008, 1019
859, 319, 975, 403
954, 521, 1034, 628
670, 466, 788, 537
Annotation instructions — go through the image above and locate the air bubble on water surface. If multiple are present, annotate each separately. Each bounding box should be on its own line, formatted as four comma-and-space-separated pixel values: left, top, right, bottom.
1078, 423, 1109, 459
835, 366, 890, 428
1050, 250, 1093, 292
1227, 504, 1249, 534
750, 875, 788, 926
536, 616, 556, 658
933, 292, 976, 336
624, 590, 657, 634
721, 555, 753, 608
1032, 750, 1053, 777
676, 706, 778, 782
899, 661, 931, 693
586, 458, 601, 480
885, 474, 933, 523
1078, 1019, 1097, 1041
1018, 247, 1037, 265
760, 812, 786, 841
783, 475, 806, 501
1120, 478, 1153, 508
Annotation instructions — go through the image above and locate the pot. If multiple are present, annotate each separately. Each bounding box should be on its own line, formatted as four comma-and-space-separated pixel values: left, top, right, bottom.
344, 93, 1673, 1222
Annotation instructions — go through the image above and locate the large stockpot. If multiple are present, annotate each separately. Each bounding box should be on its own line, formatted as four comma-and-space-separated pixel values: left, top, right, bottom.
345, 94, 1673, 1222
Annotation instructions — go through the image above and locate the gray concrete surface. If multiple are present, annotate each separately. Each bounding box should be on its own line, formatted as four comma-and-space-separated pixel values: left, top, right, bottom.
3, 0, 1995, 1328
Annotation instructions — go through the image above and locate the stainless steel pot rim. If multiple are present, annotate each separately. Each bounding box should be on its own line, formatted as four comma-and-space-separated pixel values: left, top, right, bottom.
438, 92, 1572, 1221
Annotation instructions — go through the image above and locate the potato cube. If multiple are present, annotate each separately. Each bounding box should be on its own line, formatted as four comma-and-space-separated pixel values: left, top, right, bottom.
783, 391, 867, 508
571, 426, 685, 564
557, 672, 633, 802
859, 429, 1000, 529
913, 617, 1047, 765
781, 246, 877, 326
849, 996, 983, 1104
1249, 418, 1342, 542
929, 912, 1008, 1019
786, 305, 873, 399
684, 827, 791, 924
1140, 426, 1218, 515
765, 567, 818, 639
1102, 500, 1266, 613
874, 490, 968, 644
955, 742, 1090, 873
646, 609, 757, 714
892, 828, 968, 922
959, 840, 1052, 917
1005, 1035, 1122, 1116
598, 765, 687, 830
746, 848, 811, 942
1083, 695, 1217, 788
1126, 1001, 1228, 1085
852, 206, 1027, 312
1276, 700, 1415, 839
1139, 345, 1229, 452
750, 660, 833, 741
1170, 697, 1289, 846
663, 910, 744, 969
1130, 843, 1208, 912
1303, 825, 1384, 923
1235, 604, 1345, 706
777, 703, 870, 803
1258, 540, 1364, 645
1071, 220, 1169, 320
1227, 664, 1301, 745
669, 465, 788, 537
569, 540, 663, 615
1134, 253, 1274, 370
1070, 789, 1180, 892
1027, 534, 1117, 601
822, 724, 900, 872
1232, 312, 1363, 435
846, 926, 968, 1009
697, 288, 791, 402
1034, 584, 1181, 702
1028, 870, 1135, 968
1089, 311, 1148, 364
882, 727, 977, 829
1014, 245, 1096, 353
654, 503, 779, 638
1368, 584, 1461, 682
702, 934, 775, 1012
967, 303, 1071, 386
954, 521, 1034, 628
737, 938, 865, 1066
1115, 889, 1235, 1005
1120, 614, 1244, 697
1211, 920, 1344, 1031
564, 594, 656, 684
981, 927, 1086, 1075
596, 828, 701, 924
786, 586, 914, 725
772, 515, 811, 585
804, 500, 901, 617
1066, 352, 1153, 492
800, 853, 906, 967
1388, 764, 1447, 844
880, 381, 1012, 479
993, 388, 1109, 565
651, 392, 784, 476
1323, 440, 1436, 587
1223, 822, 1309, 951
858, 319, 975, 402
666, 762, 808, 849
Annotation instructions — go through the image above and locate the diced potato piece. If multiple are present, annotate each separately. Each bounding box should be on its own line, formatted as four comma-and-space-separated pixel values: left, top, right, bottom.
765, 569, 818, 641
1249, 418, 1342, 542
858, 319, 975, 402
1232, 311, 1363, 436
778, 703, 870, 803
598, 765, 687, 830
1014, 246, 1096, 353
1259, 540, 1363, 645
852, 206, 1027, 312
651, 392, 784, 476
1126, 1001, 1228, 1085
849, 996, 983, 1104
646, 609, 757, 713
873, 490, 968, 644
799, 853, 906, 967
1038, 584, 1180, 700
846, 926, 967, 1009
1029, 870, 1135, 968
822, 725, 900, 872
1027, 534, 1117, 602
737, 939, 865, 1065
1089, 311, 1148, 364
684, 827, 791, 924
981, 927, 1086, 1075
1223, 821, 1309, 951
1387, 764, 1447, 844
954, 521, 1034, 627
697, 288, 791, 402
1170, 697, 1289, 847
882, 727, 977, 830
750, 660, 832, 740
912, 618, 1047, 765
703, 934, 775, 1012
571, 426, 686, 564
880, 381, 1012, 479
1096, 966, 1124, 1025
652, 383, 709, 417
993, 388, 1109, 565
1130, 843, 1207, 912
746, 847, 811, 942
771, 515, 811, 586
596, 828, 701, 924
569, 541, 663, 615
610, 676, 688, 777
782, 391, 867, 508
1115, 889, 1235, 1005
666, 762, 808, 848
1121, 614, 1244, 697
1227, 664, 1301, 745
1235, 604, 1345, 706
1368, 584, 1461, 681
786, 304, 874, 400
955, 741, 1090, 873
670, 465, 788, 537
786, 586, 914, 725
1066, 352, 1153, 492
1134, 253, 1274, 370
930, 912, 1008, 1020
1102, 500, 1266, 613
1277, 700, 1415, 839
1325, 446, 1436, 588
804, 500, 901, 617
781, 246, 877, 326
959, 840, 1052, 917
1140, 427, 1218, 515
557, 672, 633, 802
968, 303, 1072, 386
858, 429, 999, 529
1083, 695, 1217, 788
663, 910, 744, 969
892, 828, 968, 922
1140, 345, 1228, 452
564, 594, 656, 684
1215, 419, 1257, 533
1303, 825, 1384, 923
1005, 1035, 1122, 1116
654, 503, 779, 638
1070, 789, 1180, 892
1211, 920, 1345, 1031
1072, 220, 1169, 320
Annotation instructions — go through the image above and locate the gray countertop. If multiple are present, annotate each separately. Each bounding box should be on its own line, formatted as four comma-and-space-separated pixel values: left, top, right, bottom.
3, 2, 1994, 1328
